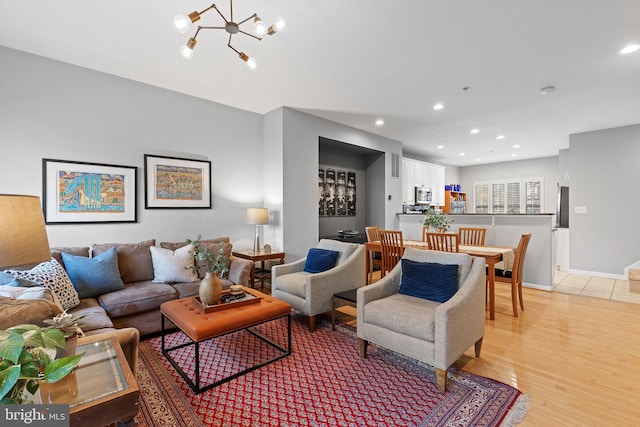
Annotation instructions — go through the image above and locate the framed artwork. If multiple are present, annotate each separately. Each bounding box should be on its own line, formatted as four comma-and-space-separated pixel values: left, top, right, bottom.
144, 154, 211, 209
318, 167, 356, 217
42, 158, 138, 224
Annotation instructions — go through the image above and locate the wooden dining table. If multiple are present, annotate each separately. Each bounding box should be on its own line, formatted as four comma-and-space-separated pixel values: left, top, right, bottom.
364, 240, 514, 320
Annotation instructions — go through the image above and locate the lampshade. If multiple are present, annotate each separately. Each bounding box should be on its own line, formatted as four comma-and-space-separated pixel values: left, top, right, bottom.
246, 207, 269, 225
0, 194, 51, 269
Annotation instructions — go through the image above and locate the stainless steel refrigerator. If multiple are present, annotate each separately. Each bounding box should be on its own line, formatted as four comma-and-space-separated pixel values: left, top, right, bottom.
556, 186, 569, 228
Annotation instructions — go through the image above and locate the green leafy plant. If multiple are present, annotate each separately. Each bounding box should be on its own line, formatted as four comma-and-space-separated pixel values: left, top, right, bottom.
186, 235, 230, 276
43, 310, 86, 339
423, 209, 453, 232
0, 324, 83, 404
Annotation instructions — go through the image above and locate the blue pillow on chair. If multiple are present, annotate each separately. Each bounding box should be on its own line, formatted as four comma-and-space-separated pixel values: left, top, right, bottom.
399, 259, 459, 303
304, 248, 340, 273
62, 246, 125, 298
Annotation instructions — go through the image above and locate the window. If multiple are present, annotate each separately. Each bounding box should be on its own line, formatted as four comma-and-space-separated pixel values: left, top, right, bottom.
473, 177, 543, 214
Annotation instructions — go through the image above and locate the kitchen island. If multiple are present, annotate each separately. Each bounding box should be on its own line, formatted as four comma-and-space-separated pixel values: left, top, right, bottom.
396, 213, 555, 290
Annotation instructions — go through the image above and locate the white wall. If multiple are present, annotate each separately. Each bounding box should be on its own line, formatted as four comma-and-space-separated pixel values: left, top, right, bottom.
459, 156, 559, 213
0, 47, 264, 250
270, 108, 403, 261
569, 125, 640, 275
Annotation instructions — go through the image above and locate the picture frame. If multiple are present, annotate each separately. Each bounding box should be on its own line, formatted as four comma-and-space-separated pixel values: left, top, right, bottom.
42, 158, 138, 224
144, 154, 211, 209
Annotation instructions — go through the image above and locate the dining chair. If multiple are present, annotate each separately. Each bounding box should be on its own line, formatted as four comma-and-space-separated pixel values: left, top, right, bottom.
425, 232, 459, 252
495, 233, 532, 317
365, 226, 383, 283
421, 226, 430, 242
458, 227, 486, 246
378, 230, 404, 278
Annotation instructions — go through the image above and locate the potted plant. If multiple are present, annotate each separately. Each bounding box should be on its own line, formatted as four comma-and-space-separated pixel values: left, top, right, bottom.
423, 209, 453, 232
186, 235, 231, 305
0, 324, 83, 404
43, 311, 86, 358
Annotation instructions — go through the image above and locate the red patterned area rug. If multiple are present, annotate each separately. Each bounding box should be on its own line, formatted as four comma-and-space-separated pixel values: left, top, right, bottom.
135, 314, 529, 426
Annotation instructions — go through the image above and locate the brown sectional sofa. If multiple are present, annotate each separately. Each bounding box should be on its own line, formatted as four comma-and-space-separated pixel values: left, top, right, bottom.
1, 236, 253, 337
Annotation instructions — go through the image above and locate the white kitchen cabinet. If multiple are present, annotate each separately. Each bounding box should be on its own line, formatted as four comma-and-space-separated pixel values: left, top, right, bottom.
402, 158, 445, 206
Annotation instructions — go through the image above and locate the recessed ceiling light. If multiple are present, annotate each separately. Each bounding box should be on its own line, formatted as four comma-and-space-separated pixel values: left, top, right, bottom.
437, 145, 444, 149
511, 154, 517, 157
470, 128, 480, 134
475, 158, 481, 162
540, 86, 555, 95
512, 144, 521, 148
620, 44, 640, 55
375, 119, 384, 126
459, 152, 465, 156
496, 135, 505, 140
433, 103, 444, 110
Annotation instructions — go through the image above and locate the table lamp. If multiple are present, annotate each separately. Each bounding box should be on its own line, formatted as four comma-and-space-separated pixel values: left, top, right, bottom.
0, 194, 52, 269
246, 207, 268, 254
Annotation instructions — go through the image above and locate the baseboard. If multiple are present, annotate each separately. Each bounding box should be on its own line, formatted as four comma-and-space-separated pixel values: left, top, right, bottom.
523, 282, 552, 291
566, 269, 626, 280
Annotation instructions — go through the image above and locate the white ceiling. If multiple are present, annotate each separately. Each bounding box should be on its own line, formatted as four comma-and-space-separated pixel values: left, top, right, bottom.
1, 0, 639, 166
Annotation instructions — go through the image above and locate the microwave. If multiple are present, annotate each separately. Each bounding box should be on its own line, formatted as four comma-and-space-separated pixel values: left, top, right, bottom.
414, 186, 432, 205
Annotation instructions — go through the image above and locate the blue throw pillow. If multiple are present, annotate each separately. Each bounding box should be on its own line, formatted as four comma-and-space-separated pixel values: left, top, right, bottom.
304, 248, 340, 273
399, 259, 459, 303
62, 247, 125, 298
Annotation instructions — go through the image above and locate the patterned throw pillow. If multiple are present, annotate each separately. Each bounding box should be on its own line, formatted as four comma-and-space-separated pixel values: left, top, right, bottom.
4, 259, 80, 310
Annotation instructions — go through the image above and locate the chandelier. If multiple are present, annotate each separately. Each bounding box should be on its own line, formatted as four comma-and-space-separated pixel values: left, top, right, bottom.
173, 1, 286, 69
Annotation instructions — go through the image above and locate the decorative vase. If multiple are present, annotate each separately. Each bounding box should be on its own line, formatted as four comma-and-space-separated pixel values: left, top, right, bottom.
56, 334, 78, 359
199, 272, 222, 305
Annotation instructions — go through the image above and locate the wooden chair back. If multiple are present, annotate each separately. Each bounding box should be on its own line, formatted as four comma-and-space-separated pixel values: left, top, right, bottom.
496, 233, 532, 316
378, 230, 404, 277
425, 232, 459, 252
458, 227, 486, 246
421, 226, 430, 242
365, 226, 381, 242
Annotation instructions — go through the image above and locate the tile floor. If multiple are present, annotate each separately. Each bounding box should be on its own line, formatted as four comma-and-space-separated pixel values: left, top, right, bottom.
553, 270, 640, 304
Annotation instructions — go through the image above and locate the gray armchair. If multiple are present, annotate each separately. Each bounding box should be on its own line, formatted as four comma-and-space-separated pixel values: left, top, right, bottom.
357, 248, 486, 393
272, 239, 366, 332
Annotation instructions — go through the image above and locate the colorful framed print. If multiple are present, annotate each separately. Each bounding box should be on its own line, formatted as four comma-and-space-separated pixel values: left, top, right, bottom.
144, 154, 212, 209
42, 158, 138, 224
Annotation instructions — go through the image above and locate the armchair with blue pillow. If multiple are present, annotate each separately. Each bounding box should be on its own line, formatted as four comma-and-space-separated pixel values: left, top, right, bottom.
272, 239, 366, 332
357, 247, 486, 393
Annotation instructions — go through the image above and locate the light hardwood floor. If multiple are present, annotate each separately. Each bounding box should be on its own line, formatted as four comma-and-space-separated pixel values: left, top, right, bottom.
329, 278, 640, 426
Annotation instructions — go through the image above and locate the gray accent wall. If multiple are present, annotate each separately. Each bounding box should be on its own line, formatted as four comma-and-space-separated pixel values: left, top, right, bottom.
569, 125, 640, 275
0, 47, 264, 250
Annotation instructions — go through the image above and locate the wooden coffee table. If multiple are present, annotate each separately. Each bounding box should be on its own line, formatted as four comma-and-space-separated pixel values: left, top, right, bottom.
160, 288, 292, 394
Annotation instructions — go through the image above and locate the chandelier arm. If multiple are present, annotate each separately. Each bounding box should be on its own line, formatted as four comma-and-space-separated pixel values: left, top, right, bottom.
238, 29, 262, 41
198, 26, 226, 30
227, 37, 241, 55
199, 4, 217, 17
193, 26, 203, 39
229, 0, 233, 22
237, 13, 257, 26
212, 4, 228, 23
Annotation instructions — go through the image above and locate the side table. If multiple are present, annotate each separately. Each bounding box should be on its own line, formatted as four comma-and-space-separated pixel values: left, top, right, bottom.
232, 249, 285, 290
37, 333, 140, 426
331, 288, 358, 330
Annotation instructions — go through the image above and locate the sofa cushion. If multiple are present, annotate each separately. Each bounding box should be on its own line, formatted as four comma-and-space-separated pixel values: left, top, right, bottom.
98, 281, 177, 318
51, 247, 90, 269
399, 259, 459, 303
304, 248, 339, 273
150, 245, 198, 284
172, 280, 201, 299
160, 236, 230, 252
68, 298, 115, 331
274, 271, 312, 299
62, 247, 125, 299
364, 293, 439, 342
4, 259, 80, 310
0, 285, 59, 303
0, 296, 63, 330
92, 239, 155, 283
